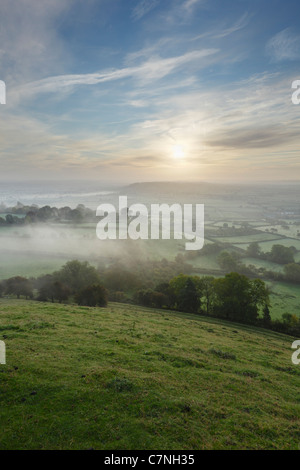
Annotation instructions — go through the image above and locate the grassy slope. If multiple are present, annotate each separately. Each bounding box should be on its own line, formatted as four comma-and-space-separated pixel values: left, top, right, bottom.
0, 299, 299, 450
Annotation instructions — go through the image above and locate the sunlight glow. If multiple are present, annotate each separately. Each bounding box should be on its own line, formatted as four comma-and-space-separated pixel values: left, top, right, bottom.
172, 145, 185, 159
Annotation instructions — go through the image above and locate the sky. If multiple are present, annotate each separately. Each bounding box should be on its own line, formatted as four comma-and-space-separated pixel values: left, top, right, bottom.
0, 0, 300, 184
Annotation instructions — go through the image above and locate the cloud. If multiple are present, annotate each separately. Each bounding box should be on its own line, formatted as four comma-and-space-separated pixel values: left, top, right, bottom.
124, 37, 175, 65
0, 0, 73, 84
131, 0, 160, 21
266, 28, 300, 62
13, 48, 218, 101
182, 0, 203, 11
1, 0, 299, 184
122, 72, 300, 166
214, 12, 250, 39
5, 71, 298, 173
181, 0, 207, 13
2, 71, 300, 182
165, 0, 206, 23
192, 12, 250, 41
205, 126, 300, 149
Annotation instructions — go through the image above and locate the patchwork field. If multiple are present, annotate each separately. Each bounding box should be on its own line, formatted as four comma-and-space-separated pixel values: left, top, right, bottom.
1, 184, 300, 325
257, 238, 300, 252
214, 234, 283, 245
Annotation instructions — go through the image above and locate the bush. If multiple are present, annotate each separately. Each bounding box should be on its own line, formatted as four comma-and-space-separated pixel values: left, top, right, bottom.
135, 289, 168, 309
75, 284, 108, 307
108, 291, 130, 303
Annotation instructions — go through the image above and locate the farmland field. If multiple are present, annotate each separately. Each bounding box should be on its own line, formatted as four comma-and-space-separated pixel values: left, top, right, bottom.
1, 182, 300, 323
0, 250, 77, 280
267, 282, 300, 320
242, 258, 285, 273
257, 238, 300, 252
213, 234, 283, 245
257, 225, 300, 240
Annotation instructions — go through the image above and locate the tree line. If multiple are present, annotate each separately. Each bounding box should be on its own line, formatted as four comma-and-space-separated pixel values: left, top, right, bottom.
0, 259, 299, 336
0, 203, 96, 226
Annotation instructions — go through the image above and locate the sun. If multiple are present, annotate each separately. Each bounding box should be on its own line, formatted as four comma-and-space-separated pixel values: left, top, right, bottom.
172, 145, 185, 159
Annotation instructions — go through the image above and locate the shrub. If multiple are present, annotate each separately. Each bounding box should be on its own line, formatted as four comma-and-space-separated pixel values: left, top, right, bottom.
75, 284, 108, 307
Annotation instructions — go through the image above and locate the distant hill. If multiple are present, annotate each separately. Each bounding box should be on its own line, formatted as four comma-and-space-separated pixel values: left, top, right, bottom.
121, 181, 239, 197
120, 181, 300, 207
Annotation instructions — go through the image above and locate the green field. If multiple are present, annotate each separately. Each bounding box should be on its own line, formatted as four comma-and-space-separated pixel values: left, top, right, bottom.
242, 258, 285, 274
257, 225, 300, 240
214, 233, 282, 244
233, 237, 300, 253
0, 299, 299, 450
257, 238, 300, 252
267, 282, 300, 320
0, 252, 69, 280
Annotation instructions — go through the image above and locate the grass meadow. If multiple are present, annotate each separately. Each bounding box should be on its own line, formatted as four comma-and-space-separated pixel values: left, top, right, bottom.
0, 299, 299, 450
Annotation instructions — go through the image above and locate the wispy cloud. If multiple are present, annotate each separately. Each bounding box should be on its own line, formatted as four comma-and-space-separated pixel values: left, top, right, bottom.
182, 0, 204, 12
266, 28, 300, 62
193, 12, 250, 41
214, 12, 250, 39
205, 126, 299, 149
131, 0, 160, 21
4, 71, 299, 182
165, 0, 206, 23
13, 48, 218, 101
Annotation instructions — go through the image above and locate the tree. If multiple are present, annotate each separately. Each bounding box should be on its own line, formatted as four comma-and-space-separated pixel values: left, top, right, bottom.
249, 278, 270, 308
284, 263, 300, 284
213, 272, 269, 324
103, 264, 142, 292
217, 251, 238, 271
177, 278, 200, 313
52, 281, 71, 303
262, 305, 272, 328
268, 245, 294, 265
246, 242, 261, 258
5, 214, 14, 224
5, 276, 33, 299
55, 260, 100, 293
37, 206, 55, 221
169, 274, 202, 313
282, 313, 298, 327
135, 289, 168, 309
155, 282, 175, 309
68, 209, 84, 223
37, 276, 71, 303
199, 276, 215, 315
75, 284, 108, 307
36, 274, 56, 302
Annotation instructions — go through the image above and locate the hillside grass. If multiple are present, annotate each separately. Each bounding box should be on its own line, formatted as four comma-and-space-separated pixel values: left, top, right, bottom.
0, 299, 299, 450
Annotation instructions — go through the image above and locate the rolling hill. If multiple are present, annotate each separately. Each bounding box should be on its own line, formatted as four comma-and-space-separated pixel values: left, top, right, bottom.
0, 299, 299, 450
